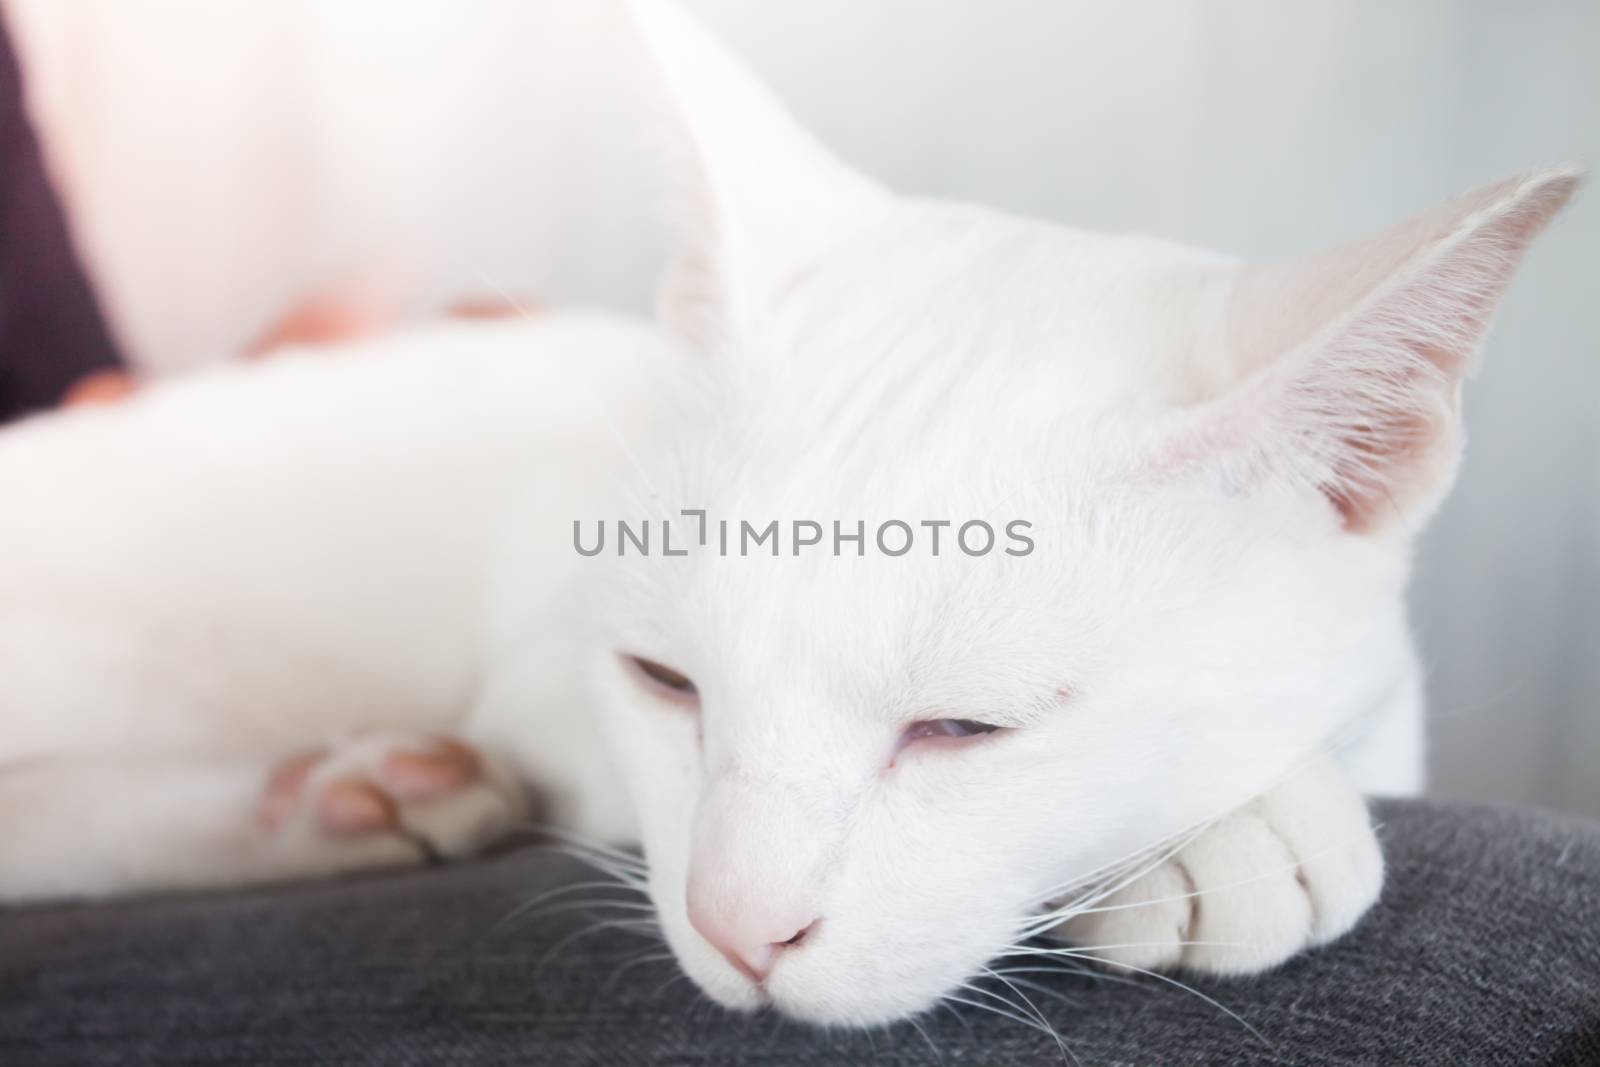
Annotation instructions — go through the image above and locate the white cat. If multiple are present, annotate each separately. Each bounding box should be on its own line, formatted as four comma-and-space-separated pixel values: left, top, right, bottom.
0, 1, 1577, 1028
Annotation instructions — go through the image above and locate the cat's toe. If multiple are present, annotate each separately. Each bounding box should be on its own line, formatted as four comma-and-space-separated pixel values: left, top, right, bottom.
258, 731, 526, 860
379, 737, 482, 800
1168, 810, 1315, 975
1303, 831, 1384, 948
381, 737, 529, 860
1050, 820, 1332, 978
1174, 767, 1383, 977
1175, 799, 1382, 976
1049, 860, 1193, 972
259, 748, 326, 831
316, 776, 399, 835
1256, 760, 1385, 949
1048, 759, 1384, 979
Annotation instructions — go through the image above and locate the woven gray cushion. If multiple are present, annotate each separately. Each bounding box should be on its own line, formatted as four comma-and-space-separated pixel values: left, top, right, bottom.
2, 798, 1596, 1066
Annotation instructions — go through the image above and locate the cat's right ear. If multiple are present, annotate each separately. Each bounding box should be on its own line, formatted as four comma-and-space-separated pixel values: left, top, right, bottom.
628, 1, 892, 347
1150, 166, 1579, 538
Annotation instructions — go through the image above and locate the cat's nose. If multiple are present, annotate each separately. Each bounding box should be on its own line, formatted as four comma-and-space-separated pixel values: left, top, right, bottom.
687, 894, 818, 982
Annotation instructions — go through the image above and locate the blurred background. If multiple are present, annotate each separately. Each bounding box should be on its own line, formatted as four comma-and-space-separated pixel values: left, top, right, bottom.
5, 1, 1596, 816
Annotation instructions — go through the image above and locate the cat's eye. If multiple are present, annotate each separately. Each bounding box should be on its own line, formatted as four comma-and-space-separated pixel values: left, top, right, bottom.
623, 654, 700, 704
899, 718, 1005, 746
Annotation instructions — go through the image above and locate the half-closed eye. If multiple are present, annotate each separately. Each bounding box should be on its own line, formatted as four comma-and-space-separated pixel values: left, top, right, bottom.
622, 654, 701, 705
898, 718, 1006, 749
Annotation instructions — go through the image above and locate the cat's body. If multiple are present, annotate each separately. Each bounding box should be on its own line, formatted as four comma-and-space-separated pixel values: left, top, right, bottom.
0, 300, 1422, 888
0, 1, 1576, 1029
0, 313, 662, 896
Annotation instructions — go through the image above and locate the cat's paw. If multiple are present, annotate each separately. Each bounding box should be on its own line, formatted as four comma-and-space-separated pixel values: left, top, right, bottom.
1048, 756, 1382, 976
258, 730, 527, 861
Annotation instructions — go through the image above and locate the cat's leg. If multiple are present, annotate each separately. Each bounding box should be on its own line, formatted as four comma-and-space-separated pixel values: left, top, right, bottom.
1049, 754, 1383, 976
0, 731, 527, 902
1336, 657, 1426, 797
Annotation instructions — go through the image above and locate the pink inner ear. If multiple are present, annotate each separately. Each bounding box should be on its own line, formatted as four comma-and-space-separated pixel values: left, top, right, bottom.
1318, 332, 1459, 533
1154, 168, 1579, 535
1321, 407, 1437, 532
1320, 185, 1572, 532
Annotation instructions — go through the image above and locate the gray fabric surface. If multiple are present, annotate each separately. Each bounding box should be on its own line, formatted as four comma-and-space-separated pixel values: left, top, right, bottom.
0, 798, 1595, 1066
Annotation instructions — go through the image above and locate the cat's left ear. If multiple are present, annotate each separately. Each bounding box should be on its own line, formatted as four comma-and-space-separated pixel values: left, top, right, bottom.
1169, 167, 1580, 536
628, 1, 892, 345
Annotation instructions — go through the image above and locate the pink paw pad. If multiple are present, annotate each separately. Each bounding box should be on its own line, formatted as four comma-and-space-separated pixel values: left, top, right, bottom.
258, 736, 485, 837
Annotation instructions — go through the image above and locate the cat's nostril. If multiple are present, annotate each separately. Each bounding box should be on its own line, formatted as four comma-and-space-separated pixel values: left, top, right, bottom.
687, 888, 820, 983
710, 918, 819, 983
777, 919, 817, 948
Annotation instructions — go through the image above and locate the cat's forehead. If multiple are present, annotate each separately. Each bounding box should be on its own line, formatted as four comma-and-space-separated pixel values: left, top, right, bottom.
657, 544, 1093, 725
623, 205, 1245, 718
732, 203, 1235, 413
656, 205, 1234, 543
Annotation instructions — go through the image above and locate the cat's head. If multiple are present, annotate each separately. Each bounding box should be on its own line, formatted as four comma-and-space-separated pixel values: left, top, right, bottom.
588, 2, 1578, 1025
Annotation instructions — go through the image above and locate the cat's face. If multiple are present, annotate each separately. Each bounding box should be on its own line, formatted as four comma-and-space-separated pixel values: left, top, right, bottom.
590, 203, 1418, 1025
587, 1, 1576, 1026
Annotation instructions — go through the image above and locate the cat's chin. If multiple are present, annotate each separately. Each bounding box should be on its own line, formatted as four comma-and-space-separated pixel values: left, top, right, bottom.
759, 976, 952, 1029
697, 980, 769, 1015
692, 980, 933, 1029
679, 949, 975, 1028
656, 888, 1018, 1026
669, 955, 940, 1027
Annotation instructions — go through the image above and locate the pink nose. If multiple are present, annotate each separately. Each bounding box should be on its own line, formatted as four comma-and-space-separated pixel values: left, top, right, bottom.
687, 896, 818, 982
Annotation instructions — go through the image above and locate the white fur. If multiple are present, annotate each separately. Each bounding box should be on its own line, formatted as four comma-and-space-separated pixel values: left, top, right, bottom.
0, 313, 664, 894
0, 0, 1577, 1030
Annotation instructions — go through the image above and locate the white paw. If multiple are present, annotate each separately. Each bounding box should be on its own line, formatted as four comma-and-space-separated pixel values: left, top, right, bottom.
258, 730, 527, 862
1050, 756, 1383, 976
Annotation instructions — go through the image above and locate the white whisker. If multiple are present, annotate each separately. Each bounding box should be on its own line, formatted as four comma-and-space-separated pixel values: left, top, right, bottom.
942, 992, 1058, 1040
1060, 825, 1378, 918
1002, 939, 1256, 959
979, 966, 1079, 1066
1023, 832, 1204, 939
1039, 948, 1276, 1052
988, 962, 1144, 991
903, 1013, 943, 1061
494, 877, 647, 930
534, 916, 665, 979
